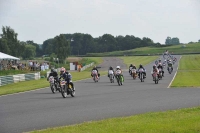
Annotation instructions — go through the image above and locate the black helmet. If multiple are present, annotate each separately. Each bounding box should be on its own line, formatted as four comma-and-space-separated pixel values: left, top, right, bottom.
51, 69, 54, 73
109, 66, 112, 69
139, 64, 142, 67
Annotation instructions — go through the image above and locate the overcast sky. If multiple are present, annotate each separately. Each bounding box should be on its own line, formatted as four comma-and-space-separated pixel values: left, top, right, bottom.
0, 0, 200, 44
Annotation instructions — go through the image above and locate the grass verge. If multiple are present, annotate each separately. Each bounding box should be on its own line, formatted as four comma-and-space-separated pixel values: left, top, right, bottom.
171, 54, 200, 87
29, 107, 200, 133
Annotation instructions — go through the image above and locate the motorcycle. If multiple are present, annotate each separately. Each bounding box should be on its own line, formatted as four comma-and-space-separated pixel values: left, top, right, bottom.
129, 67, 133, 76
49, 76, 56, 93
138, 68, 145, 82
92, 70, 99, 82
49, 76, 60, 93
152, 72, 159, 84
115, 70, 123, 86
158, 68, 163, 80
155, 60, 158, 66
108, 70, 114, 83
132, 69, 137, 80
168, 67, 173, 74
60, 79, 75, 98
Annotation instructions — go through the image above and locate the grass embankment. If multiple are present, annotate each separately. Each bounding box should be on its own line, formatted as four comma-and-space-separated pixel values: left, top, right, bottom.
120, 56, 158, 68
86, 42, 200, 56
0, 57, 106, 96
171, 54, 200, 87
29, 107, 200, 133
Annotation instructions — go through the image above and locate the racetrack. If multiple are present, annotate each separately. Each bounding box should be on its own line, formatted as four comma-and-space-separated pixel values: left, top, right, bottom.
1, 55, 200, 133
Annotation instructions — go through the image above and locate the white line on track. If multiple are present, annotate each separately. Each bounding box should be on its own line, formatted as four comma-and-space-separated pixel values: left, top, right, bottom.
167, 56, 182, 88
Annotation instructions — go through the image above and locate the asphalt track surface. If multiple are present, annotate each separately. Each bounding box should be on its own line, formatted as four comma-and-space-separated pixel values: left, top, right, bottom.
1, 55, 200, 133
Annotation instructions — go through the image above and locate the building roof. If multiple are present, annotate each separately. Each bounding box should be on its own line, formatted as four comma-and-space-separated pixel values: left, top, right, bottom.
0, 52, 20, 60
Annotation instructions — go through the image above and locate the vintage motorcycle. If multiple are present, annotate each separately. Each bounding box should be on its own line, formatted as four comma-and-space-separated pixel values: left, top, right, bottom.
60, 79, 75, 98
152, 71, 159, 84
129, 66, 133, 76
158, 68, 163, 80
138, 68, 145, 82
115, 69, 123, 86
92, 70, 99, 82
132, 68, 137, 80
49, 76, 60, 93
108, 70, 114, 83
168, 66, 173, 74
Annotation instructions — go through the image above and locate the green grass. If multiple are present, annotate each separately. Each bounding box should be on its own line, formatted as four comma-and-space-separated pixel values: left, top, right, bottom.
171, 71, 200, 87
179, 55, 200, 70
86, 42, 200, 56
29, 107, 200, 133
171, 54, 200, 87
120, 56, 158, 68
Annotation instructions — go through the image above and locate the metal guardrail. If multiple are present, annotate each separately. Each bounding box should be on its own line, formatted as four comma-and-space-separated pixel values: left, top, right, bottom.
0, 72, 40, 86
81, 62, 94, 71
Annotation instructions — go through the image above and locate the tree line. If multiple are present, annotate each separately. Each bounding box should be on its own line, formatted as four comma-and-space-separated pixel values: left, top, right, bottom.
0, 26, 169, 62
43, 33, 161, 57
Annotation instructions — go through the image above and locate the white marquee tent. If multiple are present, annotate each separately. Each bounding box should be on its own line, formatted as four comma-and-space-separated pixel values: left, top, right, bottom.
0, 52, 20, 60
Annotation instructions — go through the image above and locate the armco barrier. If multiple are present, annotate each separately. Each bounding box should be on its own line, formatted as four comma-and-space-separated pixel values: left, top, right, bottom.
81, 62, 94, 71
0, 72, 40, 86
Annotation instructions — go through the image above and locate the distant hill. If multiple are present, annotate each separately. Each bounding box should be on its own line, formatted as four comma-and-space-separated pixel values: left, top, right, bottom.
85, 43, 200, 56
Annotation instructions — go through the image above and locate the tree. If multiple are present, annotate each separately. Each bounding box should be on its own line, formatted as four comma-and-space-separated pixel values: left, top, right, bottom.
198, 39, 200, 42
54, 34, 70, 63
0, 26, 21, 57
22, 44, 36, 59
165, 37, 179, 45
171, 37, 180, 45
26, 40, 42, 57
0, 38, 10, 53
165, 37, 171, 45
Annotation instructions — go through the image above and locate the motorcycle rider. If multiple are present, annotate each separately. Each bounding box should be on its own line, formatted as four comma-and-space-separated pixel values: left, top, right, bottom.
158, 59, 162, 64
115, 66, 124, 82
47, 68, 59, 86
137, 64, 146, 78
59, 67, 73, 90
129, 64, 133, 74
151, 65, 159, 81
91, 66, 100, 78
108, 66, 114, 78
167, 60, 173, 72
157, 63, 164, 77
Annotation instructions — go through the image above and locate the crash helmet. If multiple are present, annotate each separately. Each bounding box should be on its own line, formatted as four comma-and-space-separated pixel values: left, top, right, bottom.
60, 67, 66, 74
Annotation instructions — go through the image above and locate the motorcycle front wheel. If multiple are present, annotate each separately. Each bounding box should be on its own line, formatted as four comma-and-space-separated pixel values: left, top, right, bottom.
61, 85, 67, 98
50, 84, 56, 93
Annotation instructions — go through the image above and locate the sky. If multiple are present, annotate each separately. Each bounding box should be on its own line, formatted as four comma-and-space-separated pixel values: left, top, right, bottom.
0, 0, 200, 44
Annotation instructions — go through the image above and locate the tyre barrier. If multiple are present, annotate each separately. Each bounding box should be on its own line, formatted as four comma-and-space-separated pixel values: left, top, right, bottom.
0, 72, 40, 86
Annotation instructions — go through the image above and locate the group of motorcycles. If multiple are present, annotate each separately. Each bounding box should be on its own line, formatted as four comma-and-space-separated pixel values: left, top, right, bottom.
91, 69, 124, 86
48, 76, 75, 98
128, 57, 177, 84
129, 67, 145, 82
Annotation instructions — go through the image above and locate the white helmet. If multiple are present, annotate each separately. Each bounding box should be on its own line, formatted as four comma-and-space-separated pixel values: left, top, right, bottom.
116, 66, 120, 69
